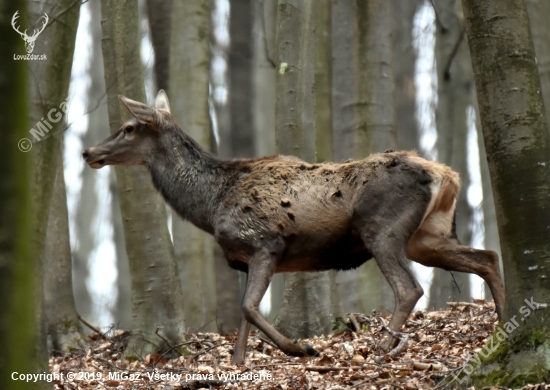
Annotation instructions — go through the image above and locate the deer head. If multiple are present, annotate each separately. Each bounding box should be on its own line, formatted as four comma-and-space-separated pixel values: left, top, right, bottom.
12, 11, 48, 54
82, 90, 172, 168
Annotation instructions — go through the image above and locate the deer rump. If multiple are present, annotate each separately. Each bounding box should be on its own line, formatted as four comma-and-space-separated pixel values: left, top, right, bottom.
214, 151, 458, 275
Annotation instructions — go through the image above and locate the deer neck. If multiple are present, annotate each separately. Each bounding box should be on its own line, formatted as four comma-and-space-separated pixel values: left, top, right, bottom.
147, 128, 225, 234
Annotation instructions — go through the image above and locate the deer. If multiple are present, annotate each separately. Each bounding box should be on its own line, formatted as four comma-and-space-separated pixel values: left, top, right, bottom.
11, 10, 48, 54
83, 90, 505, 365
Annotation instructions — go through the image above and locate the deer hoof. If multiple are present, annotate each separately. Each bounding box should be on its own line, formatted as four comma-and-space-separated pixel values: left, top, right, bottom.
302, 344, 319, 356
230, 356, 244, 366
286, 343, 319, 357
380, 335, 397, 351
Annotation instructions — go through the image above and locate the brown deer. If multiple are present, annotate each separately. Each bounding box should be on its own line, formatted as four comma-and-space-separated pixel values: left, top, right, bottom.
83, 90, 505, 365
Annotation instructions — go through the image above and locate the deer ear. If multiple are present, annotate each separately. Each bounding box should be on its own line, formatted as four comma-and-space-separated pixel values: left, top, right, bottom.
119, 95, 160, 127
154, 90, 171, 113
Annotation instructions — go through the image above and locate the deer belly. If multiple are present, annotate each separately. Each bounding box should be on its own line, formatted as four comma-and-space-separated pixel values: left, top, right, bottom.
276, 231, 371, 272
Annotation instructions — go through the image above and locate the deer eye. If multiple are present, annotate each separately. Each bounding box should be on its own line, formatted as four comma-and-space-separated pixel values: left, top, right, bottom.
125, 125, 135, 134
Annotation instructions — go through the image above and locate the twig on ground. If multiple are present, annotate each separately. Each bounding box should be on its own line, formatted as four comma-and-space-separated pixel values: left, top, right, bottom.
348, 313, 361, 332
78, 315, 109, 340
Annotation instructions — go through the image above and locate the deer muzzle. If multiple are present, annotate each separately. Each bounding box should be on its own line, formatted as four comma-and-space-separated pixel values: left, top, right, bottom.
82, 149, 107, 169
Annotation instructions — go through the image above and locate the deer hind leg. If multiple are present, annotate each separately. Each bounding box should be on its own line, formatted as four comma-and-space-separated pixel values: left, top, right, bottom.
369, 243, 424, 349
353, 167, 432, 349
406, 228, 505, 319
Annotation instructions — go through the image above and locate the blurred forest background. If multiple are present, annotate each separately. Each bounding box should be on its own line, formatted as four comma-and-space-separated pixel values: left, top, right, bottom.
2, 0, 550, 380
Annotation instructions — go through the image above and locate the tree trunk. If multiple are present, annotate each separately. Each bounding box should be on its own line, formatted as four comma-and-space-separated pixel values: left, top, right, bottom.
429, 0, 471, 309
333, 0, 396, 315
110, 171, 132, 329
28, 0, 81, 379
330, 0, 362, 314
84, 0, 132, 329
314, 0, 332, 163
253, 0, 277, 158
44, 149, 84, 353
477, 109, 502, 300
313, 0, 342, 322
169, 0, 218, 333
272, 0, 338, 339
460, 0, 550, 386
146, 0, 173, 92
525, 0, 550, 134
100, 0, 186, 357
253, 0, 281, 322
393, 0, 420, 152
229, 0, 255, 157
0, 0, 46, 386
356, 0, 397, 315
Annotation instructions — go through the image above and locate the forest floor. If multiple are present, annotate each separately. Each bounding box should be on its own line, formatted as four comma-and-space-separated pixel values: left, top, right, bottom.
50, 301, 549, 390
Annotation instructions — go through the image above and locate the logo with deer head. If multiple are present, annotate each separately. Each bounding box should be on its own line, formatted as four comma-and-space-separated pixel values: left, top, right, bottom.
11, 10, 48, 54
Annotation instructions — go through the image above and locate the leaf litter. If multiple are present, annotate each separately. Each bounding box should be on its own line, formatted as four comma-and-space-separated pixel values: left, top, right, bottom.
49, 300, 549, 389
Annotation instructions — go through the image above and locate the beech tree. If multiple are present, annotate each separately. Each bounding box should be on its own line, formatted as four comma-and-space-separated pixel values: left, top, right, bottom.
331, 0, 396, 315
273, 0, 341, 338
526, 0, 550, 132
429, 0, 472, 309
169, 0, 218, 333
29, 0, 83, 358
100, 0, 186, 357
461, 0, 550, 386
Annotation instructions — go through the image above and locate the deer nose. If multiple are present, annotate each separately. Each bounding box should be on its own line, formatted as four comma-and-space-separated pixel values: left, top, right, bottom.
82, 150, 89, 161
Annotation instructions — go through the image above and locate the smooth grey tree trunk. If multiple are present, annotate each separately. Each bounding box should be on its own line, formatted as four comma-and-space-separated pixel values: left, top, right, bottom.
253, 0, 282, 323
146, 0, 173, 92
315, 0, 333, 163
272, 0, 339, 339
393, 0, 420, 152
526, 0, 550, 134
71, 1, 109, 330
314, 0, 342, 321
100, 0, 186, 357
83, 0, 132, 329
476, 107, 502, 300
333, 0, 396, 316
169, 0, 218, 333
429, 0, 472, 309
44, 149, 84, 353
461, 0, 550, 385
229, 0, 255, 157
330, 0, 363, 314
355, 0, 397, 315
28, 0, 81, 377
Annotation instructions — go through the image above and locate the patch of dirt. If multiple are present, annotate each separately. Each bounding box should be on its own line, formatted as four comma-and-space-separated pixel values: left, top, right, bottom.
50, 300, 549, 389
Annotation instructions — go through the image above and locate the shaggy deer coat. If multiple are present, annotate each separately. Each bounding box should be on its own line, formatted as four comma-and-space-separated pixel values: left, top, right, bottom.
83, 90, 505, 365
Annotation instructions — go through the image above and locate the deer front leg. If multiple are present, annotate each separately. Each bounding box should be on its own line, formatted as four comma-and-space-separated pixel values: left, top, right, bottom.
230, 250, 318, 365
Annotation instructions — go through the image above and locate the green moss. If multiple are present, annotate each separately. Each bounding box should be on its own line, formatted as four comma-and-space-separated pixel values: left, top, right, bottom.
468, 326, 550, 388
124, 354, 140, 362
507, 364, 549, 389
469, 365, 508, 389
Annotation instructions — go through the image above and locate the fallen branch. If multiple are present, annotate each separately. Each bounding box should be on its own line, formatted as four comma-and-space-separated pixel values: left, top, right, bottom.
78, 314, 108, 340
348, 313, 361, 332
304, 365, 354, 372
413, 361, 446, 371
446, 302, 483, 309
